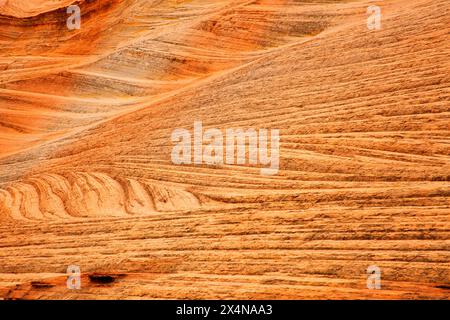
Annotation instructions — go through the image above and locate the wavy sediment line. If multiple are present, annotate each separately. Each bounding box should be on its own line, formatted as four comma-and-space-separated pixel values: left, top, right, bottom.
0, 0, 448, 300
0, 172, 205, 221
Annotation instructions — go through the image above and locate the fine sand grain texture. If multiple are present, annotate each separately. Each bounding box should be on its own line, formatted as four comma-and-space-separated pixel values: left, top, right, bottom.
0, 0, 449, 299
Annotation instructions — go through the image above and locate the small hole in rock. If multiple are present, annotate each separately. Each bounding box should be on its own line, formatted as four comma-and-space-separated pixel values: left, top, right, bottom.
88, 274, 116, 284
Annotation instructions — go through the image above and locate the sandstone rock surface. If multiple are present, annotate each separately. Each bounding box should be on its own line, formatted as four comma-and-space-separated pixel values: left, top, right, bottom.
0, 0, 449, 299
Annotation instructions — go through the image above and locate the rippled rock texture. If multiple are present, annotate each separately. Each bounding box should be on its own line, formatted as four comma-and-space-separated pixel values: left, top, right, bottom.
0, 0, 449, 299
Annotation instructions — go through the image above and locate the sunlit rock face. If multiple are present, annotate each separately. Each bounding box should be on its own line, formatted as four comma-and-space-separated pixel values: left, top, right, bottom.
0, 0, 449, 299
0, 0, 77, 18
